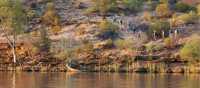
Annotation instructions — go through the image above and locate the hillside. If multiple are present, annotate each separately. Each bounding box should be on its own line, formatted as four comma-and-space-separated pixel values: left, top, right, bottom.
0, 0, 199, 72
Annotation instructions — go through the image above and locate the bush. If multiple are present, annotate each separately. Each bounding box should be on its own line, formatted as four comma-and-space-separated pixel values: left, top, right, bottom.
180, 35, 200, 62
114, 39, 135, 50
175, 2, 197, 12
84, 6, 98, 15
155, 3, 171, 18
142, 11, 152, 21
159, 0, 168, 3
123, 0, 144, 12
42, 2, 60, 25
145, 41, 164, 54
89, 0, 117, 15
164, 37, 174, 48
176, 11, 198, 24
97, 20, 119, 40
197, 4, 200, 16
42, 2, 61, 34
170, 12, 199, 27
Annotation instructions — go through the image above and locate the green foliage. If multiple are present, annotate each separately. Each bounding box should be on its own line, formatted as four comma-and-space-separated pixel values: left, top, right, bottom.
149, 20, 170, 37
105, 39, 114, 48
42, 2, 60, 25
123, 0, 144, 12
0, 0, 26, 34
36, 28, 51, 52
98, 20, 119, 40
159, 0, 168, 3
89, 0, 117, 15
145, 42, 164, 54
175, 2, 197, 12
180, 35, 200, 62
176, 11, 199, 24
114, 39, 135, 50
42, 2, 61, 34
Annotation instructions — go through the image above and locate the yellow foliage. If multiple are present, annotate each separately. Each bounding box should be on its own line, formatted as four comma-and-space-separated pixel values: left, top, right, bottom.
155, 3, 171, 18
164, 37, 174, 48
30, 31, 40, 37
42, 2, 60, 26
142, 11, 152, 21
180, 34, 200, 62
170, 12, 198, 27
197, 4, 200, 16
51, 25, 61, 35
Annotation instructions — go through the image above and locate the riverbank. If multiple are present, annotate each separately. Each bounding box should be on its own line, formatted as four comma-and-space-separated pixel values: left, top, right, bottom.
0, 62, 199, 73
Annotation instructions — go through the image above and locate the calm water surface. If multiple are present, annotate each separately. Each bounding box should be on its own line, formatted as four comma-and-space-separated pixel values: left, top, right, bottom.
0, 72, 200, 88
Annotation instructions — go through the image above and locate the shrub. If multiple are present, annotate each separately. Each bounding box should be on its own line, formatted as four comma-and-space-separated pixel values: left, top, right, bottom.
145, 41, 164, 54
123, 0, 144, 12
164, 37, 174, 48
89, 0, 117, 16
97, 20, 119, 40
176, 11, 198, 24
54, 50, 70, 61
169, 14, 180, 27
180, 35, 200, 62
84, 6, 98, 15
26, 9, 37, 19
42, 2, 60, 25
155, 3, 171, 18
159, 0, 168, 3
175, 2, 197, 12
142, 11, 152, 21
197, 4, 200, 16
114, 39, 135, 50
105, 39, 114, 49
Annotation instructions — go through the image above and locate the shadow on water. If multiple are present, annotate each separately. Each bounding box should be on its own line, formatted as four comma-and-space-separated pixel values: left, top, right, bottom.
0, 72, 200, 88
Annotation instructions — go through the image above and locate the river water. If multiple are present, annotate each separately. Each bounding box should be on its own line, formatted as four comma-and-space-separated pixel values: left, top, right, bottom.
0, 72, 199, 88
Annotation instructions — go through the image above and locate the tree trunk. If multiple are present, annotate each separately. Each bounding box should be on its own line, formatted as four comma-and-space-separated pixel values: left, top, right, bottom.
153, 31, 156, 40
12, 46, 16, 64
162, 31, 165, 39
12, 34, 17, 64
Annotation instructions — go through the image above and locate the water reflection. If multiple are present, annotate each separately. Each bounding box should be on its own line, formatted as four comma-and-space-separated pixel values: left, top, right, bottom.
0, 72, 199, 88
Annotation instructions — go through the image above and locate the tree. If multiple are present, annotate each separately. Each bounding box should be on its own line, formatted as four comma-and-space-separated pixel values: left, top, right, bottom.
42, 2, 61, 34
0, 0, 27, 64
155, 3, 171, 18
149, 20, 170, 39
38, 27, 51, 53
123, 0, 144, 12
180, 35, 200, 62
